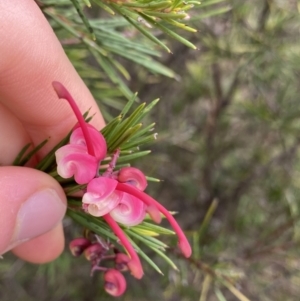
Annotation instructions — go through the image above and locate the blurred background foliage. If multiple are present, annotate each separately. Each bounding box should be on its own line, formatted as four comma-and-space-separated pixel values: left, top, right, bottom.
2, 0, 300, 300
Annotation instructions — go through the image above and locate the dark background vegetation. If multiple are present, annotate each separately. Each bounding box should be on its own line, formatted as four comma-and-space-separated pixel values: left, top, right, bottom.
2, 1, 300, 300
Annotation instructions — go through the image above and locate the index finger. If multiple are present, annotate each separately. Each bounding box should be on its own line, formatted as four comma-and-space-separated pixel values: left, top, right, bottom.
0, 0, 105, 156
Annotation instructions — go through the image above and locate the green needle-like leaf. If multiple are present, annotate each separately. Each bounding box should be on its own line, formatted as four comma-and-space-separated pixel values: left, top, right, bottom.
109, 123, 143, 152
122, 134, 157, 150
121, 1, 172, 10
107, 103, 146, 146
35, 131, 72, 171
137, 221, 175, 235
136, 98, 159, 122
149, 246, 179, 270
12, 143, 31, 166
124, 234, 164, 275
110, 3, 172, 52
101, 115, 123, 137
18, 139, 49, 167
120, 93, 138, 119
126, 230, 166, 250
70, 0, 96, 40
129, 122, 156, 140
67, 209, 117, 240
93, 0, 115, 14
139, 12, 197, 49
115, 150, 151, 163
145, 176, 161, 182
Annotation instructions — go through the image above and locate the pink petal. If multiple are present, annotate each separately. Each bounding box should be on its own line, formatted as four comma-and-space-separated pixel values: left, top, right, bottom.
110, 193, 146, 226
70, 124, 107, 161
55, 144, 98, 184
83, 191, 121, 217
86, 177, 118, 200
118, 167, 148, 191
82, 177, 121, 217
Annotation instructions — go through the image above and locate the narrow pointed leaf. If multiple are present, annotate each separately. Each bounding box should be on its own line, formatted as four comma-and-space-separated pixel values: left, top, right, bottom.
149, 246, 179, 271
70, 0, 96, 40
19, 139, 48, 166
13, 143, 31, 166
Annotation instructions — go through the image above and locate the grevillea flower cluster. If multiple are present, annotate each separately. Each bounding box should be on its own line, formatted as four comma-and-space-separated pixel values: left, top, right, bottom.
69, 236, 129, 296
52, 81, 191, 296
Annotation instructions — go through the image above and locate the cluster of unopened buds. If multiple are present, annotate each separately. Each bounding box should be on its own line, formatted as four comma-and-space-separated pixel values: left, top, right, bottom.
52, 81, 191, 296
70, 235, 131, 296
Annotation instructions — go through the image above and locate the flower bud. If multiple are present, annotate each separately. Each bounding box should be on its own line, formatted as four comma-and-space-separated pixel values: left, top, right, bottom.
115, 253, 130, 272
118, 167, 147, 191
69, 238, 91, 257
84, 243, 104, 261
104, 269, 127, 297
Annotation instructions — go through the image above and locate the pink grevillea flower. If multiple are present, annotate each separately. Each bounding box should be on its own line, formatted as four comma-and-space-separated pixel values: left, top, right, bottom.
104, 269, 127, 297
116, 183, 192, 258
52, 81, 107, 184
110, 193, 146, 226
82, 177, 121, 217
52, 81, 191, 268
83, 169, 147, 226
117, 167, 161, 224
111, 167, 147, 226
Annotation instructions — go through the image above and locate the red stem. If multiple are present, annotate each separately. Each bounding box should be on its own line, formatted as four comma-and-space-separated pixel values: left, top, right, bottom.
103, 214, 143, 279
103, 149, 120, 177
116, 183, 192, 258
52, 81, 95, 156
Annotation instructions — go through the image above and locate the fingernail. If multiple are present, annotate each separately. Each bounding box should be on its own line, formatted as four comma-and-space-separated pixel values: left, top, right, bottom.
7, 189, 66, 251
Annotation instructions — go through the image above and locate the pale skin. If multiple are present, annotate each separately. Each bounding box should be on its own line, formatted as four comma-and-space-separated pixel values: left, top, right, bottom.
0, 0, 105, 262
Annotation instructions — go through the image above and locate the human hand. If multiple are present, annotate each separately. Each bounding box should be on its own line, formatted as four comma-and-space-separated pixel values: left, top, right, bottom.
0, 0, 104, 263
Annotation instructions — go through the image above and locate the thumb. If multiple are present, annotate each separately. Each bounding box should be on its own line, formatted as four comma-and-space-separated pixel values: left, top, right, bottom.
0, 166, 66, 259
